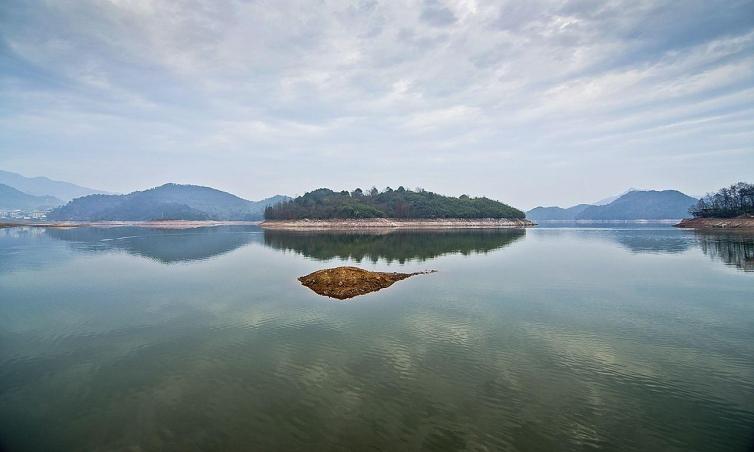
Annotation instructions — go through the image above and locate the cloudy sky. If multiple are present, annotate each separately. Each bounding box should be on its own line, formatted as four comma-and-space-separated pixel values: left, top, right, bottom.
1, 0, 753, 208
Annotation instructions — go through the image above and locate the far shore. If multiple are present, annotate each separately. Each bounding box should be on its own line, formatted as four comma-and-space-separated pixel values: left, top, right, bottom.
261, 218, 535, 230
675, 217, 754, 230
0, 220, 261, 229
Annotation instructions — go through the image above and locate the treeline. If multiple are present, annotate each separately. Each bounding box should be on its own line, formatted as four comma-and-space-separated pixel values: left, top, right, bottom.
690, 182, 754, 218
264, 187, 525, 220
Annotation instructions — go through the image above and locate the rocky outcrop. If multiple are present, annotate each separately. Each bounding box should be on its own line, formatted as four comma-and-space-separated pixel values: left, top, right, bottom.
298, 266, 435, 299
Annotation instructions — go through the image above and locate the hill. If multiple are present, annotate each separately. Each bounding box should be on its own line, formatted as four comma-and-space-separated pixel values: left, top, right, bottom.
576, 190, 697, 220
264, 187, 525, 220
526, 204, 592, 221
48, 183, 289, 221
0, 183, 62, 210
0, 170, 109, 202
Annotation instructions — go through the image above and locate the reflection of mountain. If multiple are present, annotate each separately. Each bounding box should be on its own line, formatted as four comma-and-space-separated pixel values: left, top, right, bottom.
0, 227, 72, 274
610, 229, 694, 254
263, 229, 525, 263
694, 232, 754, 272
45, 226, 262, 264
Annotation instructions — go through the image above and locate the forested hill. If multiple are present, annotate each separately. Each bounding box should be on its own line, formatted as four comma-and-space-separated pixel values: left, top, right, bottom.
48, 183, 288, 221
264, 187, 525, 220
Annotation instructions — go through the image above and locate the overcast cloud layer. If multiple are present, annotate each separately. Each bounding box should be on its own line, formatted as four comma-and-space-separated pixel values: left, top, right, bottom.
1, 0, 753, 208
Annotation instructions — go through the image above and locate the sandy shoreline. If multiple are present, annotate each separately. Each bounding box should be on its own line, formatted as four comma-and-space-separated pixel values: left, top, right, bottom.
675, 217, 754, 230
0, 220, 261, 229
261, 218, 535, 230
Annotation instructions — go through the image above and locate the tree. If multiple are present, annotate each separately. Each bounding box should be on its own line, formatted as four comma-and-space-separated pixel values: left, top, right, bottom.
690, 182, 754, 218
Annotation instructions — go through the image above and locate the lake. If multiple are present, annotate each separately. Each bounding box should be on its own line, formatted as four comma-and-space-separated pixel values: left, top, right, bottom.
0, 224, 752, 451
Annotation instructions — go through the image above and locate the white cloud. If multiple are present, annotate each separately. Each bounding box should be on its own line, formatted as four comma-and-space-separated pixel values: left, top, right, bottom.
0, 0, 752, 207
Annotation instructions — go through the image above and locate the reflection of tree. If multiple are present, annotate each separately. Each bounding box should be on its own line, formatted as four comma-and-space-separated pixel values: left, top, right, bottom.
262, 229, 525, 263
694, 232, 754, 272
45, 226, 262, 264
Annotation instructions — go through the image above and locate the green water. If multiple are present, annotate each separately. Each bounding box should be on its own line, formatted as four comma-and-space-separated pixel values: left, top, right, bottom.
0, 225, 752, 451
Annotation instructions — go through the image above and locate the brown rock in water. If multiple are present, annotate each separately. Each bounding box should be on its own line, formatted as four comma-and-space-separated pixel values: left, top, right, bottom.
298, 266, 434, 300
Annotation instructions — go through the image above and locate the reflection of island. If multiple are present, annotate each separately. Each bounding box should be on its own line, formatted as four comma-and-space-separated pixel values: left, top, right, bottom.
263, 229, 525, 263
45, 226, 262, 264
603, 228, 754, 271
694, 231, 754, 272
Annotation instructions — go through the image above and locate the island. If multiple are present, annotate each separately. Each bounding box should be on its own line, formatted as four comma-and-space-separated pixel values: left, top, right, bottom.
298, 266, 435, 300
675, 182, 754, 230
262, 187, 533, 229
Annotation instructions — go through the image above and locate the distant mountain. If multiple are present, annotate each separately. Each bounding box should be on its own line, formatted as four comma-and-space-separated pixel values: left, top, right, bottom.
48, 183, 290, 221
576, 190, 697, 220
0, 170, 110, 202
0, 183, 62, 210
526, 204, 592, 221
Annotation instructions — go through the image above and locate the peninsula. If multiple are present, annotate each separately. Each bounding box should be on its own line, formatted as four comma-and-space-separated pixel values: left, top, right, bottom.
261, 187, 533, 229
675, 182, 754, 230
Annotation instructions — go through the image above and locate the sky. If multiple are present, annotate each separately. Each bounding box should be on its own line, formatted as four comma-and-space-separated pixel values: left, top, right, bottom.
1, 0, 753, 209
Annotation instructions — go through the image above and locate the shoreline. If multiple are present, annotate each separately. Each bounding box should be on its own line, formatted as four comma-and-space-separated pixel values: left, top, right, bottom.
0, 220, 261, 229
530, 219, 682, 224
260, 218, 535, 230
674, 217, 754, 230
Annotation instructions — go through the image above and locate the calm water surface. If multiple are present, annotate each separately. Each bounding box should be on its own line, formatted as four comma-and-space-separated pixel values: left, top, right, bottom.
0, 224, 753, 451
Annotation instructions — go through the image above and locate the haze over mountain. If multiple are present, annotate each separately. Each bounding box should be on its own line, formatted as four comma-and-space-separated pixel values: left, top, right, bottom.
527, 190, 698, 221
48, 184, 289, 221
0, 170, 110, 202
0, 183, 62, 211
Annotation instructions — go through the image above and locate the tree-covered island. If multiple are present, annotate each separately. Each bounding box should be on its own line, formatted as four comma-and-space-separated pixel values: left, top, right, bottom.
264, 187, 526, 220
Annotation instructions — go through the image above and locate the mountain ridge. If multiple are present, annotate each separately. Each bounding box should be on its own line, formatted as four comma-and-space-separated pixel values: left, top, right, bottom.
0, 170, 110, 202
526, 204, 592, 221
527, 190, 698, 221
48, 183, 289, 221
